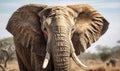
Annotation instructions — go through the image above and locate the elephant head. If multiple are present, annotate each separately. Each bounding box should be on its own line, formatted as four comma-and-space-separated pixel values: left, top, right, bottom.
6, 4, 109, 71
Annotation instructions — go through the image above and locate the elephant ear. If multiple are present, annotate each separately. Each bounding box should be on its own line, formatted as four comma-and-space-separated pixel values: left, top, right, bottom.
68, 4, 109, 55
6, 4, 47, 56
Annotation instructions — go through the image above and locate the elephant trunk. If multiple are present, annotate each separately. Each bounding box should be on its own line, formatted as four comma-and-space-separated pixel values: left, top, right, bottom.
42, 34, 71, 71
51, 27, 71, 71
52, 40, 70, 71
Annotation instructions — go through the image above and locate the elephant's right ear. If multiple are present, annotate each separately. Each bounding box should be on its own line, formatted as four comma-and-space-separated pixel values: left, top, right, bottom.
6, 4, 47, 55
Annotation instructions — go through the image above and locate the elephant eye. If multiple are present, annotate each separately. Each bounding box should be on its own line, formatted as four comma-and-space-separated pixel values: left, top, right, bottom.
71, 28, 75, 33
42, 25, 47, 33
74, 18, 76, 22
43, 27, 47, 32
48, 13, 56, 17
71, 28, 74, 32
71, 25, 76, 33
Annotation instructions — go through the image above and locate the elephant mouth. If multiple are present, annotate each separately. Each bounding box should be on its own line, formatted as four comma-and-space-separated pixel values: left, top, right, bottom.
42, 51, 91, 70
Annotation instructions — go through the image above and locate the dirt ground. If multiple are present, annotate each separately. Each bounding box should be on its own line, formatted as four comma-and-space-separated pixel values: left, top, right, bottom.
1, 59, 120, 71
84, 59, 120, 71
4, 60, 19, 71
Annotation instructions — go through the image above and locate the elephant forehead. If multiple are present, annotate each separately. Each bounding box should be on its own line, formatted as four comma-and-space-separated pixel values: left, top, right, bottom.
47, 6, 75, 16
49, 6, 69, 11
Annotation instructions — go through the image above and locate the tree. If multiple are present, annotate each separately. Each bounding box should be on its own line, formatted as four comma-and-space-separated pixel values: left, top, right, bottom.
111, 45, 120, 58
95, 45, 112, 62
79, 52, 99, 60
117, 40, 120, 43
96, 45, 111, 53
98, 52, 111, 62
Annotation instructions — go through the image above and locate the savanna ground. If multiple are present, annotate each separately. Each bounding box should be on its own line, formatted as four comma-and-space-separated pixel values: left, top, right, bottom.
2, 59, 120, 71
85, 59, 120, 71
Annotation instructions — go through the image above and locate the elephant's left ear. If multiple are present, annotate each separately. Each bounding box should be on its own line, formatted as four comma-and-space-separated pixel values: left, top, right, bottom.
67, 4, 109, 55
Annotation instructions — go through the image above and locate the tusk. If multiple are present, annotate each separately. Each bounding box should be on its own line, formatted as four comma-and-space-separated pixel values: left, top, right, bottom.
42, 52, 50, 69
72, 53, 91, 70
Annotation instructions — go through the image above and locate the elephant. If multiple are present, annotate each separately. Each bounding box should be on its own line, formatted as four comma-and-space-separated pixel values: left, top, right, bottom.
6, 4, 109, 71
0, 48, 9, 69
0, 64, 5, 71
0, 44, 15, 69
106, 58, 116, 67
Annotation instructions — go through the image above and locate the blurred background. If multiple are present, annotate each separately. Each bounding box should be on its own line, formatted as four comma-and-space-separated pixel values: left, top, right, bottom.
0, 0, 120, 71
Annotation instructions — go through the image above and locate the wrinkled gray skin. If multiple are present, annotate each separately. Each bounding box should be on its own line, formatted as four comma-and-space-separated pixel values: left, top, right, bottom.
6, 4, 109, 71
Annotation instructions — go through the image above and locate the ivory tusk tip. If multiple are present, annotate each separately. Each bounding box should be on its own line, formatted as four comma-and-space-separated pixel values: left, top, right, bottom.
42, 59, 49, 69
82, 67, 92, 71
42, 52, 50, 69
72, 52, 91, 70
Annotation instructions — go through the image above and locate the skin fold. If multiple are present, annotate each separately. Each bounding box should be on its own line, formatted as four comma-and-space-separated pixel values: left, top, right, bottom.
6, 4, 109, 71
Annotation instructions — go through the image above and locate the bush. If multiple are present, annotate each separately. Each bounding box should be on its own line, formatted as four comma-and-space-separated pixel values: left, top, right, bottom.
98, 52, 111, 62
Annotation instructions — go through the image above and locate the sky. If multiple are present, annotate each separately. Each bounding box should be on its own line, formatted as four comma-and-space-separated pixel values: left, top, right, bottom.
0, 0, 120, 52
